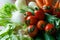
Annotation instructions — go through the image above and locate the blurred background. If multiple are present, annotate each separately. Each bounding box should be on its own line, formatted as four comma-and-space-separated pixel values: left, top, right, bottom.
0, 0, 57, 8
0, 0, 16, 8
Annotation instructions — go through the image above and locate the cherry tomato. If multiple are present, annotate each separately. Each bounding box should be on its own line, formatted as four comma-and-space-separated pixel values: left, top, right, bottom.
56, 12, 60, 18
25, 12, 33, 16
53, 8, 60, 18
37, 20, 46, 30
42, 5, 53, 13
27, 25, 38, 37
45, 23, 54, 32
34, 10, 45, 20
25, 16, 27, 20
26, 16, 37, 25
25, 12, 33, 20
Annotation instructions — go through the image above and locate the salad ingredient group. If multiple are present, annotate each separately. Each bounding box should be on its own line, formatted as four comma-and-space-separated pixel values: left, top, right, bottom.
0, 0, 60, 40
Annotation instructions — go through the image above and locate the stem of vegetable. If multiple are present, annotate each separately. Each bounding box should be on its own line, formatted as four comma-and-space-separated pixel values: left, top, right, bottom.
54, 0, 59, 8
35, 0, 44, 8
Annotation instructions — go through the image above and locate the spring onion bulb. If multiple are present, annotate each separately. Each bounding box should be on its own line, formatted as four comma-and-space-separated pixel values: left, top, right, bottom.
15, 0, 27, 10
11, 11, 25, 24
28, 2, 39, 10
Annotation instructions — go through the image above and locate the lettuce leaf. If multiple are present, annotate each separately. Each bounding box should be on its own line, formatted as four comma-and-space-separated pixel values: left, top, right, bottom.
0, 3, 32, 40
0, 3, 16, 26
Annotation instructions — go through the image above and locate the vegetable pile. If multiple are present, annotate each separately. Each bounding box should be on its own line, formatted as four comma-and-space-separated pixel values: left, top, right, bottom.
0, 0, 60, 40
24, 0, 60, 40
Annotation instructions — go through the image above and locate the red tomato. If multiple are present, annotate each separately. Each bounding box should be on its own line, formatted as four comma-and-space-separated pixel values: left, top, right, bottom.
53, 8, 60, 18
42, 5, 53, 13
25, 12, 33, 16
25, 16, 27, 20
56, 12, 60, 18
26, 16, 37, 25
45, 23, 54, 32
37, 20, 46, 30
27, 25, 38, 37
34, 10, 45, 20
53, 8, 55, 15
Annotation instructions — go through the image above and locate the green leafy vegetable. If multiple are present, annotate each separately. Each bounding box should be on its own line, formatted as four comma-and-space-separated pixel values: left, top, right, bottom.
0, 23, 32, 40
0, 26, 9, 36
44, 33, 55, 40
0, 3, 16, 26
1, 35, 9, 40
56, 30, 60, 40
9, 34, 19, 40
0, 2, 32, 40
45, 13, 60, 30
20, 6, 34, 14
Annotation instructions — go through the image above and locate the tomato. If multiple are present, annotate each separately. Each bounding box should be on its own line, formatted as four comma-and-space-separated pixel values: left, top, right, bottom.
25, 12, 33, 16
42, 0, 53, 13
25, 12, 32, 20
25, 16, 27, 20
27, 25, 38, 37
53, 8, 60, 18
37, 20, 46, 30
56, 12, 60, 18
34, 10, 45, 20
26, 16, 37, 25
42, 5, 53, 13
44, 23, 54, 32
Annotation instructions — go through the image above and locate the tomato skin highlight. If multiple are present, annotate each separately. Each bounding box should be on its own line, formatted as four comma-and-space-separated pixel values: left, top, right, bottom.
27, 25, 38, 37
25, 12, 33, 20
37, 20, 46, 30
25, 12, 33, 16
42, 5, 53, 13
45, 23, 54, 32
26, 16, 37, 25
42, 0, 53, 13
34, 10, 45, 20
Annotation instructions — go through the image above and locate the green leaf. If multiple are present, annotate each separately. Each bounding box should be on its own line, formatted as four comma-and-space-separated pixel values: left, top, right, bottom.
56, 30, 60, 40
0, 3, 16, 26
44, 33, 55, 40
10, 34, 19, 40
21, 6, 34, 14
45, 13, 60, 30
1, 35, 9, 40
0, 26, 10, 36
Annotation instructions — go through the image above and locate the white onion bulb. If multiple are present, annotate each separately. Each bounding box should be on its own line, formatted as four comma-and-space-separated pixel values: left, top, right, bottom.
15, 0, 27, 10
11, 11, 25, 24
28, 2, 39, 10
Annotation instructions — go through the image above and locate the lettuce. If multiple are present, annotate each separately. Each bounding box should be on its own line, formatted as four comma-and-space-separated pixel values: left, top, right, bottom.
0, 3, 32, 40
0, 23, 32, 40
0, 3, 16, 26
